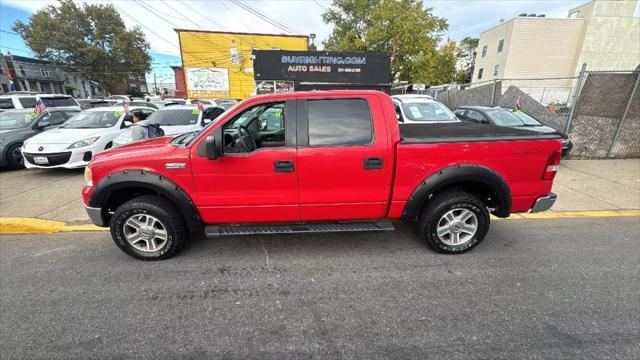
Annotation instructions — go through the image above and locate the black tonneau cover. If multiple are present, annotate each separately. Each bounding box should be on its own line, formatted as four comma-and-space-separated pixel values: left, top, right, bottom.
399, 122, 561, 144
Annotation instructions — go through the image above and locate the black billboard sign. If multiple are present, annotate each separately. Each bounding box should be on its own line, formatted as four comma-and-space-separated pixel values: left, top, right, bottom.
253, 50, 390, 85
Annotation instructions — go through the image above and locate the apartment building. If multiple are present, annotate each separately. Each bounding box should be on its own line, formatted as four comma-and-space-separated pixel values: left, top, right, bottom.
0, 53, 103, 98
472, 0, 639, 83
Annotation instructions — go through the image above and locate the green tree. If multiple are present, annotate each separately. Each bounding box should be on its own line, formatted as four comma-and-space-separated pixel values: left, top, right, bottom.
456, 37, 479, 83
417, 39, 458, 85
13, 0, 151, 94
322, 0, 449, 84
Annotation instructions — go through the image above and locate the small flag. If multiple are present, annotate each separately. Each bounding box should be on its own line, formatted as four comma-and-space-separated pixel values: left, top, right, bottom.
516, 96, 522, 110
197, 97, 204, 112
33, 98, 46, 114
123, 101, 130, 115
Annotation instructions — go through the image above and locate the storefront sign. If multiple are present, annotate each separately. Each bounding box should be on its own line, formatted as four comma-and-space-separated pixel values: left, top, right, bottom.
253, 50, 390, 84
185, 67, 229, 92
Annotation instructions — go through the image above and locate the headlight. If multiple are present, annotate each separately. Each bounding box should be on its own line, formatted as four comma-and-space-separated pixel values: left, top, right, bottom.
67, 136, 100, 149
84, 167, 93, 187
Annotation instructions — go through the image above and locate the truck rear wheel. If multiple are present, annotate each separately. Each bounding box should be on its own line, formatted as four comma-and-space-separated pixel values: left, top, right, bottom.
110, 195, 187, 260
419, 191, 490, 254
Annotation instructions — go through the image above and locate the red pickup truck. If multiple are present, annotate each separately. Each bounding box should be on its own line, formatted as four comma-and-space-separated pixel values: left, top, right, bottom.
82, 90, 561, 260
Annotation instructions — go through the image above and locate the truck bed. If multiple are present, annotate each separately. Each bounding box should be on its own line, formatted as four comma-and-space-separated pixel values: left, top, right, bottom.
399, 122, 561, 144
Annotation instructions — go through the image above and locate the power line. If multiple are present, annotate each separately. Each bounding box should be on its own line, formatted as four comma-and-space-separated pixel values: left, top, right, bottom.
229, 0, 298, 35
218, 0, 255, 32
313, 0, 328, 11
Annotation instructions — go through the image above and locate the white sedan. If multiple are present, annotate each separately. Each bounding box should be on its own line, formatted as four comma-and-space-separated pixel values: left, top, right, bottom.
22, 106, 155, 169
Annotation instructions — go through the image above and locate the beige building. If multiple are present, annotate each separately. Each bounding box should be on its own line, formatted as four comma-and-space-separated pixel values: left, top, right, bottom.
472, 0, 639, 83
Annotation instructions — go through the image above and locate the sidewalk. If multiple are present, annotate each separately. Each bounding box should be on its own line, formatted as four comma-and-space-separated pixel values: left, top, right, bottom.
0, 160, 638, 226
552, 160, 640, 211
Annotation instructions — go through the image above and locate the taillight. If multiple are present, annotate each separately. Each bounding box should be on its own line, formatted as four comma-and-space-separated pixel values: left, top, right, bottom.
542, 150, 562, 180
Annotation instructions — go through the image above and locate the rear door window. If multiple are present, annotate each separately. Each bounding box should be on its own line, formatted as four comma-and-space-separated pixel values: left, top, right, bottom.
307, 99, 372, 146
40, 97, 78, 107
149, 109, 199, 125
0, 98, 15, 109
18, 97, 37, 108
466, 110, 489, 124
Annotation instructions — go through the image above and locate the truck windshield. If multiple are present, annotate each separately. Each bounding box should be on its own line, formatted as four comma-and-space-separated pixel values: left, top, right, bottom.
0, 111, 35, 130
60, 111, 120, 128
401, 102, 456, 122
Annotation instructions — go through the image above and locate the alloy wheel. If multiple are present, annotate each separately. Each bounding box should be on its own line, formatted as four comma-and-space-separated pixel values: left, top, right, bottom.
123, 214, 168, 252
436, 208, 478, 246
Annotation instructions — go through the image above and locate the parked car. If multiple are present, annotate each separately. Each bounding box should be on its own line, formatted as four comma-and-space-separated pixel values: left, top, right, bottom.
0, 108, 80, 168
454, 106, 572, 156
392, 95, 458, 124
112, 105, 226, 147
0, 94, 81, 111
21, 106, 155, 169
82, 90, 563, 260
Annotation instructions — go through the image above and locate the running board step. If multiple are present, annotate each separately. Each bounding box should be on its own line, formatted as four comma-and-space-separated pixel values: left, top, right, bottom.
205, 221, 395, 238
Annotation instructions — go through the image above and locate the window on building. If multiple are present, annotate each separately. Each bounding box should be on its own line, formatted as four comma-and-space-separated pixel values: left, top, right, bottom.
481, 45, 488, 57
40, 69, 51, 78
497, 39, 504, 52
307, 99, 372, 147
19, 65, 25, 76
478, 68, 484, 80
493, 64, 500, 77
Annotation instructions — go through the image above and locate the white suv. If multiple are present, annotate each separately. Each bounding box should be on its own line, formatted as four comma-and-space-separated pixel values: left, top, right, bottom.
0, 93, 81, 111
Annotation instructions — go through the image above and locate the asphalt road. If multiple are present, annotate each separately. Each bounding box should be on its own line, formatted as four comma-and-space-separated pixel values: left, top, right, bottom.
1, 217, 639, 360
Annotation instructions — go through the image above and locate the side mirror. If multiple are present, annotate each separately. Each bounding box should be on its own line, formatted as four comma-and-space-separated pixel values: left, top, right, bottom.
38, 121, 51, 128
205, 136, 218, 160
202, 118, 213, 125
123, 120, 133, 127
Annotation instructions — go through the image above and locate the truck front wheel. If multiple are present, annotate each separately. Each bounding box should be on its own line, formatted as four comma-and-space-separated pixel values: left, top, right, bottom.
110, 195, 187, 260
419, 191, 490, 254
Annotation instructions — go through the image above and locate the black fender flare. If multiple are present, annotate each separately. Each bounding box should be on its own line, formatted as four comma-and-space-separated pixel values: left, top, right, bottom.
402, 164, 512, 221
89, 169, 202, 229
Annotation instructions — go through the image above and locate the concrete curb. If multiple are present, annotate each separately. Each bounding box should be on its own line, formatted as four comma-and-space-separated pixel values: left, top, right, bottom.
1, 210, 638, 235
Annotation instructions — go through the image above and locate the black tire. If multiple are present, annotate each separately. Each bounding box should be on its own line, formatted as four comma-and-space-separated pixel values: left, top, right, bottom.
6, 143, 24, 169
110, 195, 187, 260
418, 191, 490, 254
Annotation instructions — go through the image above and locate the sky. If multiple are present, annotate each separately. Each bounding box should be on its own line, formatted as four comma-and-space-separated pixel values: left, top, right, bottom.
1, 0, 637, 86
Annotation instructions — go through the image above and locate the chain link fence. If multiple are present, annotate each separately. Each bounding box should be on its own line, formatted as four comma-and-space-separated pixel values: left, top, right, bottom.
431, 67, 640, 159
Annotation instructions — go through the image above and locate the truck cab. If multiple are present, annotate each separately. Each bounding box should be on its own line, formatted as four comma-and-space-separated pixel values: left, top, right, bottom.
82, 90, 562, 260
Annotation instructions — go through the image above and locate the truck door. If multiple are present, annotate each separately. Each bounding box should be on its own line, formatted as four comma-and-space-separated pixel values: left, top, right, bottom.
190, 101, 299, 223
296, 96, 392, 221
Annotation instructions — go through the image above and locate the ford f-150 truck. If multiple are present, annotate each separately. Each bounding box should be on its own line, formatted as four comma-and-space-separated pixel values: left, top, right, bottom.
82, 90, 562, 260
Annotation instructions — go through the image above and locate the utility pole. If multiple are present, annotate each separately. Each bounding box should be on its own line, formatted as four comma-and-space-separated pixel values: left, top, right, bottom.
154, 73, 158, 95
